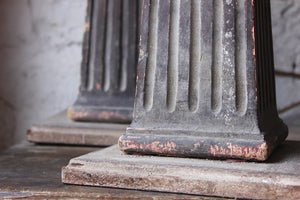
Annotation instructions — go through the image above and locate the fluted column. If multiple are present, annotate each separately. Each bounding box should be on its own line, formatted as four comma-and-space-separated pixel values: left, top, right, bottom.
68, 0, 138, 123
119, 0, 288, 161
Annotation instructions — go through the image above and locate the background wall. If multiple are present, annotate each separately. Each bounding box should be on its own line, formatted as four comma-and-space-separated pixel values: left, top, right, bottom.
272, 0, 300, 119
0, 0, 299, 150
0, 0, 86, 150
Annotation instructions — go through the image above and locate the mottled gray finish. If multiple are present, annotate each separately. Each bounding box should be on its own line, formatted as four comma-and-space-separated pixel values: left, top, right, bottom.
68, 0, 138, 123
62, 143, 300, 199
119, 0, 287, 161
131, 0, 259, 136
0, 143, 220, 199
0, 0, 299, 151
27, 110, 125, 146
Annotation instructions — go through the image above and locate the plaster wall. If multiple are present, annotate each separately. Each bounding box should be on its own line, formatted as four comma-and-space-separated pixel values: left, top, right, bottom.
0, 0, 86, 150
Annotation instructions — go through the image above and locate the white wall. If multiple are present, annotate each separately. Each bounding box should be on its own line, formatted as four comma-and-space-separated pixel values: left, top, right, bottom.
0, 0, 299, 150
0, 0, 86, 150
272, 0, 300, 118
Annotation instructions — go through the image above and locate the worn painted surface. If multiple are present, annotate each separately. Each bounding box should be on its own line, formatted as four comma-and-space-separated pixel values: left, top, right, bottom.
119, 134, 273, 161
208, 142, 267, 160
118, 0, 288, 161
68, 0, 138, 123
68, 107, 132, 124
0, 0, 298, 152
63, 144, 300, 199
27, 110, 125, 146
1, 144, 213, 199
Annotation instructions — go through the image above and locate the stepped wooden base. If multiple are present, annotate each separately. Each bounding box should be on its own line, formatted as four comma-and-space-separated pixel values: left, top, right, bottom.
27, 110, 126, 146
62, 142, 300, 200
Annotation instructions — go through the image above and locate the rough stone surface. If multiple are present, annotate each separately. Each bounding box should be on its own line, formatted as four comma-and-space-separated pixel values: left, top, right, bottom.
62, 143, 300, 200
1, 143, 215, 199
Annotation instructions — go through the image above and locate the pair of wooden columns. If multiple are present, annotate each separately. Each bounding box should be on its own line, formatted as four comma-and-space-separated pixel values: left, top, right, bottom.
71, 0, 287, 161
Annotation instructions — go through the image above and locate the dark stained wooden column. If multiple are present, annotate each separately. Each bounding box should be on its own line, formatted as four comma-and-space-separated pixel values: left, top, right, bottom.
119, 0, 288, 161
68, 0, 138, 123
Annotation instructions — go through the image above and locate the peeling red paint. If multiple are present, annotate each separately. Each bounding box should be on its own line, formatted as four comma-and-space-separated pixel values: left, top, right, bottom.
68, 107, 131, 123
208, 142, 267, 160
251, 0, 256, 57
127, 135, 142, 139
191, 142, 201, 152
68, 109, 89, 119
96, 83, 101, 89
145, 141, 176, 153
119, 134, 272, 161
84, 21, 90, 31
252, 26, 255, 56
97, 112, 129, 121
98, 112, 115, 119
120, 140, 177, 154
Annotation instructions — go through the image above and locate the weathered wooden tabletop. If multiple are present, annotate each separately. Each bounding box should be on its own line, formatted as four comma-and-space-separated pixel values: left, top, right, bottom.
1, 116, 299, 199
0, 142, 228, 199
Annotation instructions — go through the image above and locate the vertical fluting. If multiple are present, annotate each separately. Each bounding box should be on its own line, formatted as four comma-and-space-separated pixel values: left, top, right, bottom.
87, 0, 97, 91
255, 0, 272, 114
264, 0, 274, 110
188, 0, 201, 112
262, 0, 269, 110
167, 0, 180, 112
259, 0, 267, 112
254, 0, 261, 114
264, 0, 271, 108
103, 0, 113, 92
254, 0, 278, 116
81, 0, 93, 91
261, 0, 268, 111
119, 0, 128, 92
144, 0, 159, 111
235, 0, 247, 115
211, 0, 223, 114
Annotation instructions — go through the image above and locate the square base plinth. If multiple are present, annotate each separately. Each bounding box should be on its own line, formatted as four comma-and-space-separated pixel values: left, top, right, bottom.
27, 110, 127, 146
62, 142, 300, 200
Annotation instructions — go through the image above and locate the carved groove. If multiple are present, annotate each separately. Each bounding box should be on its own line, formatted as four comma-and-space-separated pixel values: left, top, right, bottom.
87, 0, 98, 91
267, 0, 277, 110
264, 1, 271, 109
265, 1, 271, 109
265, 0, 276, 110
144, 0, 159, 111
254, 0, 277, 115
71, 0, 138, 122
262, 0, 268, 112
167, 0, 180, 112
211, 0, 223, 114
235, 0, 247, 115
103, 0, 113, 92
119, 0, 128, 92
188, 0, 201, 112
